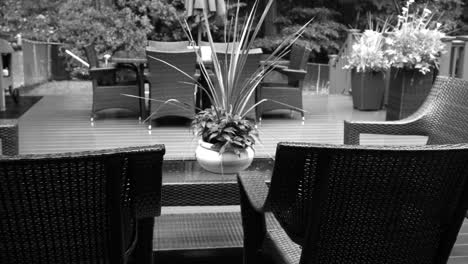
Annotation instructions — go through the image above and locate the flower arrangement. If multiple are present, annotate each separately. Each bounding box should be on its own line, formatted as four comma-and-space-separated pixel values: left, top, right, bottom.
385, 0, 446, 74
147, 0, 310, 154
344, 29, 390, 73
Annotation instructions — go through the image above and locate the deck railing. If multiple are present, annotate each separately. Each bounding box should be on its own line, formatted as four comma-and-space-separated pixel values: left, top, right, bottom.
439, 36, 468, 79
328, 29, 360, 95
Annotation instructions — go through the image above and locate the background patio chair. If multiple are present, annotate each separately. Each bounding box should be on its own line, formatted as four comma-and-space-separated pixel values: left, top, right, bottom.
0, 144, 165, 264
84, 44, 141, 121
343, 76, 468, 145
0, 119, 18, 155
211, 47, 262, 120
256, 44, 311, 121
238, 142, 468, 264
145, 47, 197, 125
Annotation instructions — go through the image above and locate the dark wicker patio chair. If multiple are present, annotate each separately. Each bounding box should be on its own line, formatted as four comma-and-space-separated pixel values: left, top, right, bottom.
238, 142, 468, 264
0, 119, 18, 155
84, 45, 141, 121
213, 48, 262, 120
256, 44, 311, 121
0, 145, 165, 264
145, 47, 197, 126
344, 76, 468, 145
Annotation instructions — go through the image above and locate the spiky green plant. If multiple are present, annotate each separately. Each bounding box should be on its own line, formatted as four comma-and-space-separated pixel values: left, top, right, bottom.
127, 0, 312, 153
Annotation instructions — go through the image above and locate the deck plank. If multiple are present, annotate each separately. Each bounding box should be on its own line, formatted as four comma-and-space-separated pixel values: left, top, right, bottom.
18, 94, 427, 158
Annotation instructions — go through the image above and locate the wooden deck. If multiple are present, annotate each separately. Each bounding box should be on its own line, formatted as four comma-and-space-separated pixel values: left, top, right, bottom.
18, 93, 427, 158
15, 92, 467, 262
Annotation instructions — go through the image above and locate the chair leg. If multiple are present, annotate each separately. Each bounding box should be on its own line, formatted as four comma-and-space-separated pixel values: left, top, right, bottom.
130, 218, 154, 264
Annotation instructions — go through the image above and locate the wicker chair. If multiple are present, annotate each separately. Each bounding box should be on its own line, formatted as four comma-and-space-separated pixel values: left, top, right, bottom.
84, 45, 141, 121
212, 48, 262, 120
0, 119, 18, 155
238, 142, 468, 264
344, 76, 468, 145
145, 47, 197, 126
0, 145, 165, 264
256, 44, 311, 121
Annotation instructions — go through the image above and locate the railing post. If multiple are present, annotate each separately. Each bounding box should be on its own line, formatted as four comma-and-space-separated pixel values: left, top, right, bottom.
457, 36, 468, 80
328, 29, 360, 95
328, 55, 339, 94
439, 37, 455, 77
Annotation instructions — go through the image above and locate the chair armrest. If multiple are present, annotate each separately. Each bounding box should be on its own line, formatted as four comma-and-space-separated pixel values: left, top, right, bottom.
344, 118, 426, 145
237, 171, 270, 213
278, 68, 307, 81
238, 171, 269, 263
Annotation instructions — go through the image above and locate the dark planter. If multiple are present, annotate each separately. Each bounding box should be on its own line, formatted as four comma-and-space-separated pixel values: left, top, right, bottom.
351, 70, 385, 110
386, 68, 433, 121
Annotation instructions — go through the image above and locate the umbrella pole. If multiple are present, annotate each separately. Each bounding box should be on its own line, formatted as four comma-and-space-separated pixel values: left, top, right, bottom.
197, 23, 202, 44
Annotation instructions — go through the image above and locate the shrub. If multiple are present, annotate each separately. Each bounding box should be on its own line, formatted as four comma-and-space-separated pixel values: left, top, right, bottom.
56, 0, 153, 76
254, 7, 347, 62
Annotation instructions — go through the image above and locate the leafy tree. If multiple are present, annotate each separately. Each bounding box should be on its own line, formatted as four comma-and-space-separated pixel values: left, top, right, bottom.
255, 7, 347, 62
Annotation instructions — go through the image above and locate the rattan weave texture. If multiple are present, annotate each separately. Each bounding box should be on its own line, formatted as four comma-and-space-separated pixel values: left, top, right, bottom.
84, 45, 141, 119
0, 119, 18, 155
239, 142, 468, 264
256, 44, 311, 120
344, 76, 468, 145
0, 145, 165, 264
146, 48, 197, 121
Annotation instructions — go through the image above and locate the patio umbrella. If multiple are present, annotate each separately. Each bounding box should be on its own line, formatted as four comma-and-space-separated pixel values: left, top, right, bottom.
185, 0, 226, 17
184, 0, 227, 43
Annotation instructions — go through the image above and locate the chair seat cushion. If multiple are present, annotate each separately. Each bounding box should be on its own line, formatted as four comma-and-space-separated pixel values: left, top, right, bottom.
264, 212, 302, 264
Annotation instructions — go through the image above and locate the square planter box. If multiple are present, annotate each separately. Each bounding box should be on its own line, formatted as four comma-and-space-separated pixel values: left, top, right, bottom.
351, 70, 385, 111
386, 68, 433, 121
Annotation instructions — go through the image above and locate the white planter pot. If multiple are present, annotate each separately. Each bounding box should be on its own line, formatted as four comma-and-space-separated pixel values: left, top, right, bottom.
195, 140, 254, 174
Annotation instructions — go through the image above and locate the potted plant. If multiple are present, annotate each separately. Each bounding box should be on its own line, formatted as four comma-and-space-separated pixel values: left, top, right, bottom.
146, 0, 310, 174
384, 0, 446, 120
344, 27, 390, 110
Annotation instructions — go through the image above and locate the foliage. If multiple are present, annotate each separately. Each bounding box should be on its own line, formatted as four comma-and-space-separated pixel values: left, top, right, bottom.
116, 0, 190, 41
192, 108, 257, 154
254, 7, 347, 61
385, 0, 446, 74
344, 30, 390, 73
0, 0, 62, 41
351, 0, 465, 34
55, 0, 152, 76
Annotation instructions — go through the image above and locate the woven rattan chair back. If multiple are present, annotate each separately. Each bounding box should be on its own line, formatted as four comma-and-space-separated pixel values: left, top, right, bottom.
0, 120, 18, 155
0, 145, 165, 264
288, 44, 309, 70
146, 47, 197, 121
213, 49, 262, 119
287, 44, 310, 86
414, 76, 468, 144
84, 44, 99, 68
267, 143, 468, 263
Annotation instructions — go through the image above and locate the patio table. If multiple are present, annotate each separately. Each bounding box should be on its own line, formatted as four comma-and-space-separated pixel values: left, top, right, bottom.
138, 157, 274, 261
111, 54, 147, 119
